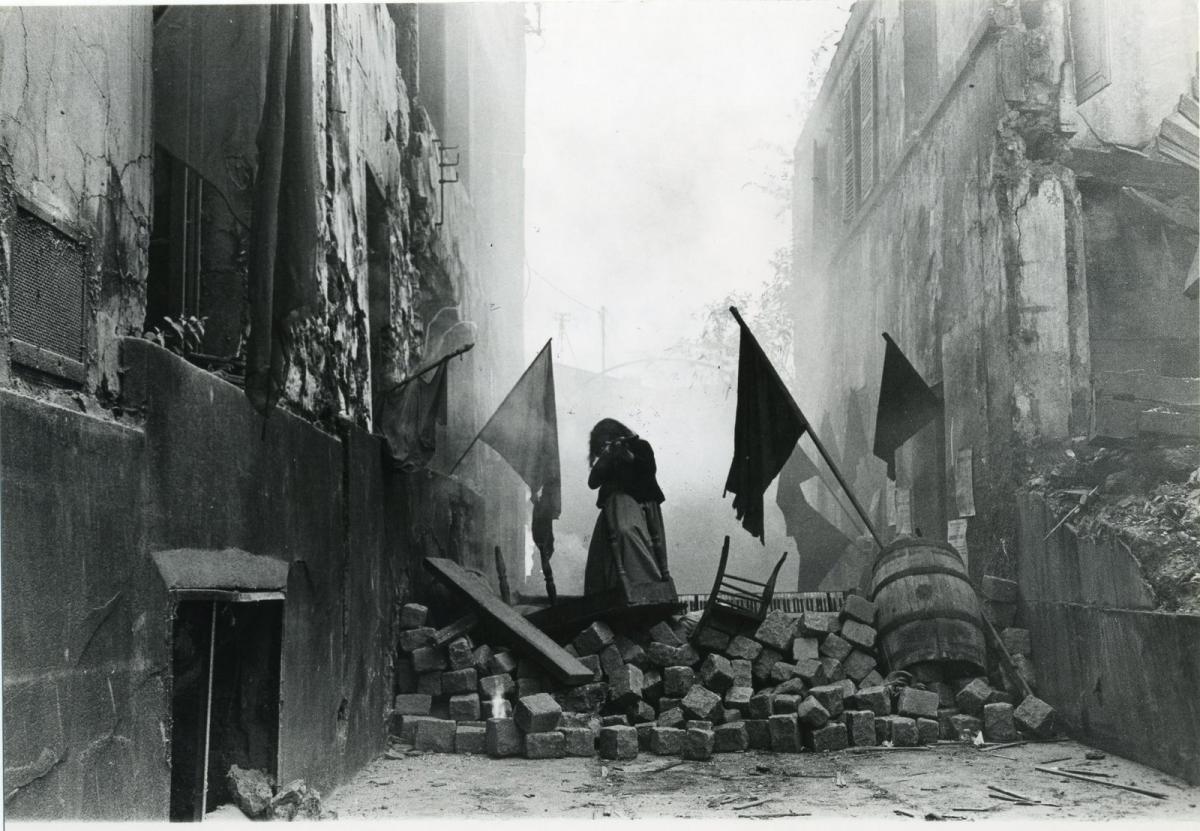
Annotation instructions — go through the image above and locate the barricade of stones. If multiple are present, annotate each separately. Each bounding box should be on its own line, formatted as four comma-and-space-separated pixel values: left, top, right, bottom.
387, 597, 1056, 760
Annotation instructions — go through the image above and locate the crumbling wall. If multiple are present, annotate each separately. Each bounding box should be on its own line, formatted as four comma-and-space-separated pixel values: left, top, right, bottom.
1018, 491, 1200, 784
791, 0, 1092, 584
0, 6, 152, 398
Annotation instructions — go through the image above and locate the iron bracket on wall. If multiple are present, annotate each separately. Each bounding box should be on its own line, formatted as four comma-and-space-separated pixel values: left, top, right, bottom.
432, 138, 460, 227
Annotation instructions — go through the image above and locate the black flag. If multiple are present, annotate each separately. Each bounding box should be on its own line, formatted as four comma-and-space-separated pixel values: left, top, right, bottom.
724, 314, 807, 543
872, 333, 941, 479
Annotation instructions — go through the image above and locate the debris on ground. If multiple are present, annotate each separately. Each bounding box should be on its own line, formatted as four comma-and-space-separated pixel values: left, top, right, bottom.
1025, 439, 1200, 612
386, 597, 1059, 763
224, 766, 334, 821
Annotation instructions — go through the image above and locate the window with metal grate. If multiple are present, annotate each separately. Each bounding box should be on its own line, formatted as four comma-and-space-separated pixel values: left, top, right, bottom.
8, 204, 88, 383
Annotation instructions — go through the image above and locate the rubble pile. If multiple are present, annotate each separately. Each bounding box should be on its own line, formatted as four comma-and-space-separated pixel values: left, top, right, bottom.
389, 597, 1058, 761
226, 766, 332, 821
1026, 439, 1200, 612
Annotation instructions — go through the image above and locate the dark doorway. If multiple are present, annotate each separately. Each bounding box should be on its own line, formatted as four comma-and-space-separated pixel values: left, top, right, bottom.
169, 596, 283, 821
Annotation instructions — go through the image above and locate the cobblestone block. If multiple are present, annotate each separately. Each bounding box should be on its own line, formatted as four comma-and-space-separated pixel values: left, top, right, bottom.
1013, 695, 1056, 738
805, 722, 848, 752
398, 626, 435, 652
443, 667, 477, 696
841, 594, 876, 625
955, 678, 992, 717
656, 707, 685, 728
755, 610, 798, 651
682, 685, 722, 720
842, 650, 876, 683
416, 672, 443, 697
649, 726, 685, 755
455, 724, 486, 754
808, 684, 845, 718
839, 619, 876, 650
896, 687, 939, 719
448, 693, 480, 722
799, 612, 837, 636
752, 647, 783, 682
392, 694, 432, 716
447, 637, 474, 670
714, 721, 749, 752
414, 719, 456, 753
768, 713, 800, 752
573, 621, 616, 656
525, 730, 566, 759
696, 626, 732, 653
819, 632, 853, 661
399, 603, 429, 629
699, 653, 736, 694
726, 635, 763, 661
917, 718, 940, 745
649, 621, 684, 647
609, 664, 645, 707
745, 719, 771, 750
983, 703, 1016, 742
598, 725, 639, 760
948, 713, 982, 741
682, 727, 715, 760
488, 651, 517, 676
561, 726, 596, 756
485, 717, 522, 757
514, 693, 562, 733
772, 694, 800, 714
795, 696, 830, 729
845, 709, 876, 746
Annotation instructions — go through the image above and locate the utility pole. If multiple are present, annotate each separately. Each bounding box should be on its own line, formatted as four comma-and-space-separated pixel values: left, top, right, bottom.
554, 313, 572, 361
599, 306, 607, 373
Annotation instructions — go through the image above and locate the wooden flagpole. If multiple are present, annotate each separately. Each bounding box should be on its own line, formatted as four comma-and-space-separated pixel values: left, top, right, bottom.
729, 306, 884, 550
378, 341, 475, 397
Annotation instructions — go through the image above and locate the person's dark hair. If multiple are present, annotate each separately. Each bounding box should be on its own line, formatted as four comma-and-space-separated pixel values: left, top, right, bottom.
588, 418, 635, 465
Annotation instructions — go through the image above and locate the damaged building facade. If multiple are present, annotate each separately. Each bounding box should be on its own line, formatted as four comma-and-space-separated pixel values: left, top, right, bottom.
791, 0, 1198, 780
1, 4, 526, 819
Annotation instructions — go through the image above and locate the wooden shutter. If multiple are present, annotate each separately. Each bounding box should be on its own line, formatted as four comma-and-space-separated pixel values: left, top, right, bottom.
859, 29, 877, 199
841, 80, 857, 224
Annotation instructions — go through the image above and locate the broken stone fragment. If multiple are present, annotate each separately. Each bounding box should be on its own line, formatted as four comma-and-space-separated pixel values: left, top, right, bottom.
268, 779, 322, 821
514, 692, 563, 733
399, 603, 429, 629
227, 765, 274, 819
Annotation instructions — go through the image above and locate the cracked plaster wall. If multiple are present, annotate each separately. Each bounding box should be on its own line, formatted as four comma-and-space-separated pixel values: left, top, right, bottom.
791, 0, 1089, 583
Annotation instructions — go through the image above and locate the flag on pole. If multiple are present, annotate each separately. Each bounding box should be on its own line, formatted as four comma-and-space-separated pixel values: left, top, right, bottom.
872, 333, 942, 480
379, 362, 449, 471
724, 316, 808, 543
456, 341, 561, 597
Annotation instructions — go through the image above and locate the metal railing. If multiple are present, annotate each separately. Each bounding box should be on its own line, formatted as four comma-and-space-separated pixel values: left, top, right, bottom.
678, 591, 846, 615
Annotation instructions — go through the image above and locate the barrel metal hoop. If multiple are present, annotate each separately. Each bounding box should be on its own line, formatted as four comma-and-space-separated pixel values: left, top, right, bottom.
875, 539, 965, 570
875, 606, 983, 640
871, 563, 974, 599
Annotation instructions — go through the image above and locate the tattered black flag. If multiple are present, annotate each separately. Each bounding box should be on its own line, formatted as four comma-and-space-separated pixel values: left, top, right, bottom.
872, 333, 942, 479
724, 314, 807, 543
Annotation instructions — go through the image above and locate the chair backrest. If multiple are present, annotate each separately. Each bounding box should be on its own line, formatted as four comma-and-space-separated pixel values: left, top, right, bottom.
703, 536, 789, 622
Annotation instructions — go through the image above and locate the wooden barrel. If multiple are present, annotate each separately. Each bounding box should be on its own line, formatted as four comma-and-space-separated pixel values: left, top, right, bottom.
870, 537, 986, 675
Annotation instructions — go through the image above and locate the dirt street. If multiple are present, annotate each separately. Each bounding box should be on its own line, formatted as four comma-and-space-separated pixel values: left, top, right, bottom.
325, 739, 1200, 821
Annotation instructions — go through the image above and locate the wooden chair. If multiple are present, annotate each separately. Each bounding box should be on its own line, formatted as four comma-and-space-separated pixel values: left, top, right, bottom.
693, 536, 788, 641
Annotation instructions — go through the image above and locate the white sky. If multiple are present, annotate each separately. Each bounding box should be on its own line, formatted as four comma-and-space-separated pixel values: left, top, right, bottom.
524, 0, 853, 376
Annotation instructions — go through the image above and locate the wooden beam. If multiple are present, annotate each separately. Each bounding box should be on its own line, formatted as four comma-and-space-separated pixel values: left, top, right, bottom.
424, 557, 594, 684
1067, 148, 1198, 196
432, 613, 478, 647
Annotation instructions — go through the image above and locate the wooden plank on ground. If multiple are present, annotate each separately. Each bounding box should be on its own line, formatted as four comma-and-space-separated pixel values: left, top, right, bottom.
424, 557, 594, 684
